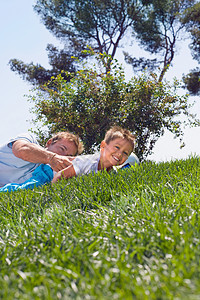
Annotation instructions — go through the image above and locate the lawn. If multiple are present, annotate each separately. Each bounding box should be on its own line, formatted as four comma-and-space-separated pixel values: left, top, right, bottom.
0, 156, 200, 299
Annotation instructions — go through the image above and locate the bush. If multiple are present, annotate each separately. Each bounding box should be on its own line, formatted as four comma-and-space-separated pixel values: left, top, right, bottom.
28, 52, 199, 160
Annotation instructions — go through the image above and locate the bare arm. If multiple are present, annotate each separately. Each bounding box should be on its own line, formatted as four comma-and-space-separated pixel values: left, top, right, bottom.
52, 164, 76, 183
12, 140, 74, 172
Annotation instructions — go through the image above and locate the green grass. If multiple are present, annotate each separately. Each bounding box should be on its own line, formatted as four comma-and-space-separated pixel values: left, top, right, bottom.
1, 156, 200, 299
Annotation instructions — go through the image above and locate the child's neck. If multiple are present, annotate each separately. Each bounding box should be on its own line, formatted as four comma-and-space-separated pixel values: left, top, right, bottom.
98, 160, 113, 172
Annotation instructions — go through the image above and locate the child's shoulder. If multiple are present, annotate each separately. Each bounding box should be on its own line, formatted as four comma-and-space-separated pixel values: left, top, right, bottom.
73, 152, 100, 175
74, 152, 99, 162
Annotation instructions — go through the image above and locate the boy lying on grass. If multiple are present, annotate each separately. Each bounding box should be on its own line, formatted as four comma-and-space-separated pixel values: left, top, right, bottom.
0, 126, 135, 192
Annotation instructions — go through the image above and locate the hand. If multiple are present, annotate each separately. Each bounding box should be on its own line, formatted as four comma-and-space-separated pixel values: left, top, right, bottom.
52, 171, 63, 183
49, 154, 75, 172
52, 164, 76, 183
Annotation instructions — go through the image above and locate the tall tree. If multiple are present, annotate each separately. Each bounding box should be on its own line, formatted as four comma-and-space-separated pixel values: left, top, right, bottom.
181, 2, 200, 95
9, 0, 195, 86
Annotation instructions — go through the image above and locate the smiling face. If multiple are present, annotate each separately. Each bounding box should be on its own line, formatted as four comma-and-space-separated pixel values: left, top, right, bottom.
99, 137, 133, 170
46, 138, 78, 156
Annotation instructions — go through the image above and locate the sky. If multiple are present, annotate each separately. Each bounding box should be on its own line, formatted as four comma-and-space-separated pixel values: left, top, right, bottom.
0, 0, 199, 162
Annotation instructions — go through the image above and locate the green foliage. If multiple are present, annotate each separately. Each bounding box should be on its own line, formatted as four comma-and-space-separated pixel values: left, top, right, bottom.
28, 52, 198, 160
181, 1, 200, 63
9, 45, 87, 86
33, 0, 139, 55
181, 1, 200, 95
126, 0, 196, 81
1, 156, 200, 299
183, 68, 200, 96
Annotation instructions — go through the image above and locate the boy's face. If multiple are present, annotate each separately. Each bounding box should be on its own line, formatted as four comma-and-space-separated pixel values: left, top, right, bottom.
46, 138, 77, 156
100, 137, 133, 169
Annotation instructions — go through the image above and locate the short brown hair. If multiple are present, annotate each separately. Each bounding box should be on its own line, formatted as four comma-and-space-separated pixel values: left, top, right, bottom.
104, 126, 135, 152
51, 132, 84, 155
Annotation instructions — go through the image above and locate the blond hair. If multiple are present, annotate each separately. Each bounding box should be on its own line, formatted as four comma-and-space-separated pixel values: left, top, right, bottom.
51, 132, 84, 155
104, 126, 135, 152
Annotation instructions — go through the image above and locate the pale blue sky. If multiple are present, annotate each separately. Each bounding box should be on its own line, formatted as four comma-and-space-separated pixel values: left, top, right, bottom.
0, 0, 199, 161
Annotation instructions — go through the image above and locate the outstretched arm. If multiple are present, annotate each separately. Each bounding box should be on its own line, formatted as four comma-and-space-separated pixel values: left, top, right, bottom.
12, 140, 73, 172
52, 164, 76, 183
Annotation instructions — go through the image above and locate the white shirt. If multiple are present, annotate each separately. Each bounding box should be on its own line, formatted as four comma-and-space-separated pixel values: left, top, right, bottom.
72, 153, 100, 176
0, 133, 40, 186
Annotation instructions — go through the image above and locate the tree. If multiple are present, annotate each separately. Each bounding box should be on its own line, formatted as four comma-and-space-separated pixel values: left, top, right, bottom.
181, 2, 200, 95
9, 1, 199, 158
9, 0, 195, 86
28, 52, 199, 159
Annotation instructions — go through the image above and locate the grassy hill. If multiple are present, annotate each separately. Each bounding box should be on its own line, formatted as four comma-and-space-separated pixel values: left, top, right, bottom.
0, 156, 200, 299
